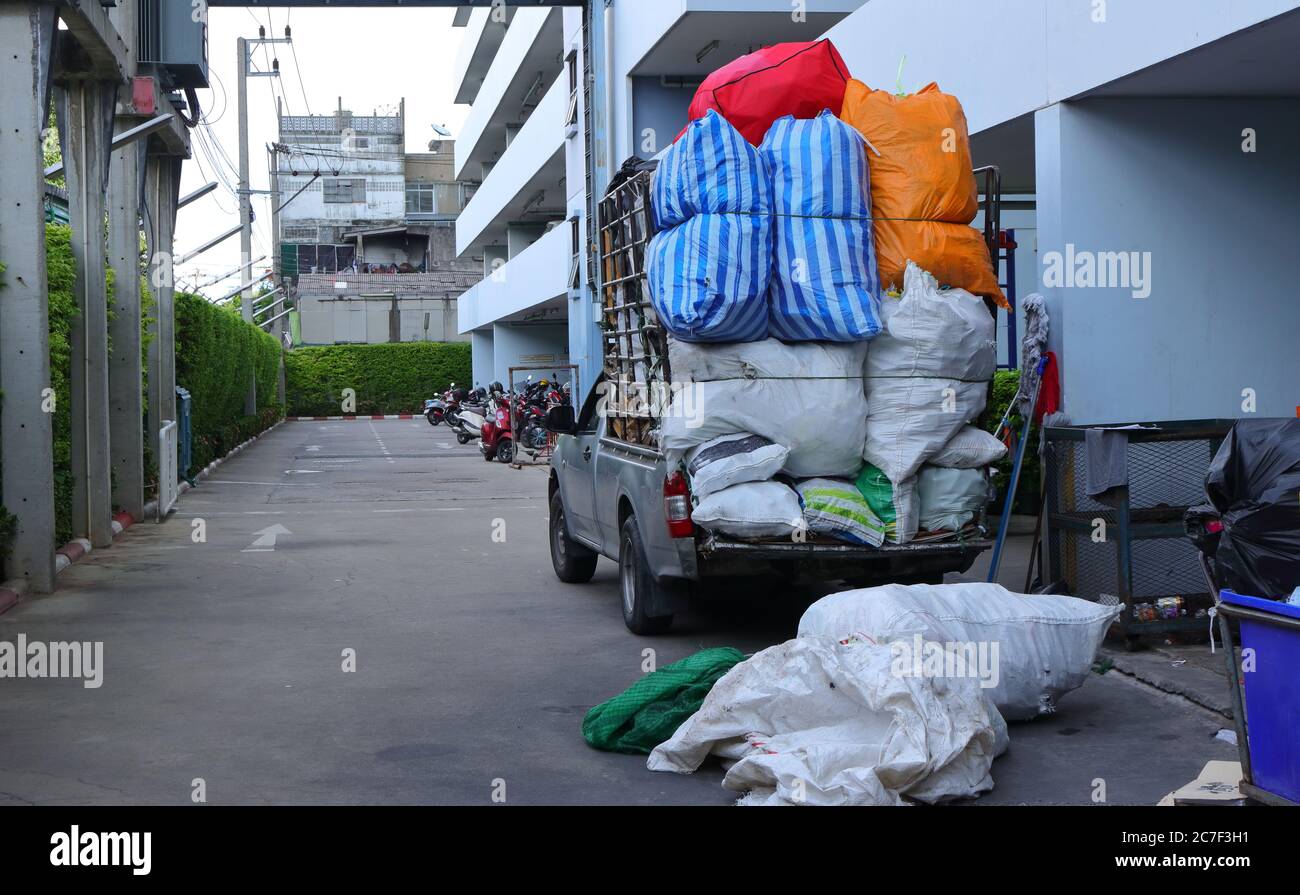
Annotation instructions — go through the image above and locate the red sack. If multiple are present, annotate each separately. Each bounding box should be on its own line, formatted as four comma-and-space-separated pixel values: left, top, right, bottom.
679, 40, 850, 146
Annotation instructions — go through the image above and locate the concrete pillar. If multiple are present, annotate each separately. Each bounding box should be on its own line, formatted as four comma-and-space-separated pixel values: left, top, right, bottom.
106, 0, 143, 523
108, 136, 145, 521
145, 155, 178, 513
0, 2, 58, 591
64, 81, 115, 548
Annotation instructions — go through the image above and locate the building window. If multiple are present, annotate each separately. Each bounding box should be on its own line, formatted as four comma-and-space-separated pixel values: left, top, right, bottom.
323, 178, 365, 204
406, 183, 435, 215
564, 49, 579, 128
568, 215, 582, 290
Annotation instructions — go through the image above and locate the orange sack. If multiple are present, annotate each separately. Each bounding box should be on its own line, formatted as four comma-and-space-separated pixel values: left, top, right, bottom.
841, 80, 1008, 308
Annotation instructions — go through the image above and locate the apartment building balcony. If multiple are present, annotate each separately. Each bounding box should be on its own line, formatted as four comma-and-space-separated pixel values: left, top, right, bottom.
455, 70, 567, 257
453, 6, 564, 183
458, 223, 570, 334
617, 0, 858, 78
451, 5, 516, 106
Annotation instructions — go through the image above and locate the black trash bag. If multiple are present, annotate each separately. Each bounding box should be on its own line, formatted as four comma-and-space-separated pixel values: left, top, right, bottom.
1203, 418, 1300, 599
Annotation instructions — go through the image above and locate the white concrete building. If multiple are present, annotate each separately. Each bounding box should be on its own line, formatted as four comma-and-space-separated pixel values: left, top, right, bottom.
827, 0, 1300, 424
452, 1, 860, 393
278, 102, 480, 345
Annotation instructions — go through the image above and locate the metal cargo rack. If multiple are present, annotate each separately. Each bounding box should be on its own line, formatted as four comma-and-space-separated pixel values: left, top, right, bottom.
596, 169, 669, 447
1043, 419, 1233, 647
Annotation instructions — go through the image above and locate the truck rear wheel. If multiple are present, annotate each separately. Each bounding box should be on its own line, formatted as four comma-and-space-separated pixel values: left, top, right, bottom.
550, 493, 597, 583
619, 515, 676, 635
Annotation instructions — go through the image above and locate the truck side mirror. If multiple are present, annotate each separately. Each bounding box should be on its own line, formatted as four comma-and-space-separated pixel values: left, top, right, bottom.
545, 404, 576, 435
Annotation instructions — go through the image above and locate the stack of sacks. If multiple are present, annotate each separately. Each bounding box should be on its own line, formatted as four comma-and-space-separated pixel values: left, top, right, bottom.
678, 39, 851, 147
686, 434, 802, 540
795, 478, 886, 547
862, 262, 997, 543
761, 111, 882, 342
660, 337, 869, 480
647, 110, 772, 342
841, 81, 1007, 308
914, 425, 1007, 534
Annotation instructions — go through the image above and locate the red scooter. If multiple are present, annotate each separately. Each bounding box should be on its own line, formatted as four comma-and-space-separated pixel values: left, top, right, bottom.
480, 391, 515, 464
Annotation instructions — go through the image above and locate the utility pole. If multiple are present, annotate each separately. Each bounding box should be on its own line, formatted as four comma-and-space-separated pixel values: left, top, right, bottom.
237, 28, 289, 414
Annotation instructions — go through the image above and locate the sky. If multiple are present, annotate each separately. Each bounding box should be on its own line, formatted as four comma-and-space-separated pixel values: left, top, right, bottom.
174, 5, 471, 295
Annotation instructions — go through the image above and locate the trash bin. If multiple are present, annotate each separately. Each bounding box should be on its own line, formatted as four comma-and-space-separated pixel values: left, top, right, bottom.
175, 386, 194, 484
1220, 589, 1300, 805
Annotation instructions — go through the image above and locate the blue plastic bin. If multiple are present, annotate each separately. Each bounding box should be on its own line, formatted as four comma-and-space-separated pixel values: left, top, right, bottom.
1221, 589, 1300, 804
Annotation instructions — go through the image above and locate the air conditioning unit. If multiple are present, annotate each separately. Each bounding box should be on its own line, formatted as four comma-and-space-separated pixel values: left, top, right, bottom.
138, 0, 209, 90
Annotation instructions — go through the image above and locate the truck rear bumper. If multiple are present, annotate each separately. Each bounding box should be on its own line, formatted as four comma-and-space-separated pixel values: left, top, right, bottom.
694, 534, 992, 583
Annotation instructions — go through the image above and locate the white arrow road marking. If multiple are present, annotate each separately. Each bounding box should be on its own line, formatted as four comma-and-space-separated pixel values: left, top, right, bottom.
243, 524, 292, 553
306, 445, 320, 452
285, 469, 322, 475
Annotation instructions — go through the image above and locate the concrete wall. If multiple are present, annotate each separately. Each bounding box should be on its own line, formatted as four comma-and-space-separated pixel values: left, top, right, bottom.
490, 322, 570, 388
630, 76, 694, 157
471, 329, 496, 388
824, 0, 1300, 135
1035, 97, 1300, 424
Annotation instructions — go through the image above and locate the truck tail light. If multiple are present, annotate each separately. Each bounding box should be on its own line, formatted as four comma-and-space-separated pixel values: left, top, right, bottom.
664, 471, 693, 538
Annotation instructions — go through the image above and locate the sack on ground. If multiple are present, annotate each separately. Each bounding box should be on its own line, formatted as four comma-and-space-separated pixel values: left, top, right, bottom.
796, 478, 886, 546
662, 338, 868, 479
931, 425, 1007, 468
582, 647, 746, 754
840, 80, 1006, 306
855, 464, 918, 544
761, 112, 881, 342
647, 110, 772, 342
687, 433, 788, 501
797, 583, 1122, 720
692, 481, 803, 539
647, 636, 1007, 806
917, 466, 989, 532
680, 39, 851, 147
863, 262, 995, 485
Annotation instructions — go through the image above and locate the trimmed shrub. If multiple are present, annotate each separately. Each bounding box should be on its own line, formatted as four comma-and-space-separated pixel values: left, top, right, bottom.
284, 342, 471, 416
175, 292, 283, 473
984, 369, 1042, 515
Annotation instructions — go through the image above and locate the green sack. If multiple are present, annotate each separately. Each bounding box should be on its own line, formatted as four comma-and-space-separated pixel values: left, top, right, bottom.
855, 463, 897, 536
582, 647, 746, 754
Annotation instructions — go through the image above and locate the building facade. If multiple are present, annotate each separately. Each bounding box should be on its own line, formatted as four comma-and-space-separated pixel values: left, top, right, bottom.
450, 1, 860, 394
276, 101, 481, 345
825, 0, 1300, 424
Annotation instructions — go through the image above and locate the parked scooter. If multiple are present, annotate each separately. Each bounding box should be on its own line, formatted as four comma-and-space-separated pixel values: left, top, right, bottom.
480, 389, 514, 464
447, 386, 489, 444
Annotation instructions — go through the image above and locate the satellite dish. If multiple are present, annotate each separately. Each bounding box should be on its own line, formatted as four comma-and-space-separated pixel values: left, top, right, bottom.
431, 123, 451, 137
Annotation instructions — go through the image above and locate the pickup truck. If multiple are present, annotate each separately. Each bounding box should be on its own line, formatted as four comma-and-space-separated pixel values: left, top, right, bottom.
544, 389, 991, 634
543, 164, 999, 634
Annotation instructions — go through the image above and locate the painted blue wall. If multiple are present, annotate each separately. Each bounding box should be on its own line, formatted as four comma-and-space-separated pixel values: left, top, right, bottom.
1036, 98, 1300, 424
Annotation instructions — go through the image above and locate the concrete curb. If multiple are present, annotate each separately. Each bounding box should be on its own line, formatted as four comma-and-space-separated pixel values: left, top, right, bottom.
1099, 645, 1235, 719
288, 414, 415, 421
0, 419, 285, 615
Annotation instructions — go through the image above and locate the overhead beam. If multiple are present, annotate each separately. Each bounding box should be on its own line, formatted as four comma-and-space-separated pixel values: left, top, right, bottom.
51, 0, 130, 82
44, 113, 174, 178
179, 181, 220, 208
177, 223, 243, 265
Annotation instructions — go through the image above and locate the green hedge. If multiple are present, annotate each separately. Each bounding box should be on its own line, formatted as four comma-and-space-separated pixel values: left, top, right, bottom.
984, 369, 1042, 515
284, 342, 471, 416
175, 292, 283, 473
1, 227, 279, 567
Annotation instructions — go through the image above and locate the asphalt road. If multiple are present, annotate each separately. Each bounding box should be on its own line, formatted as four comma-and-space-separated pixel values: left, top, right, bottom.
0, 419, 1235, 805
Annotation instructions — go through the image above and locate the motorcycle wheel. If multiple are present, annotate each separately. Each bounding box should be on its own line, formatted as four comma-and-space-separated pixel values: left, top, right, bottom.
496, 439, 514, 464
456, 433, 471, 445
426, 410, 441, 426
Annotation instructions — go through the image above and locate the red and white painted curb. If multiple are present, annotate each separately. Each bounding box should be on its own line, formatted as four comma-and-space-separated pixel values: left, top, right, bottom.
288, 414, 415, 421
0, 421, 285, 615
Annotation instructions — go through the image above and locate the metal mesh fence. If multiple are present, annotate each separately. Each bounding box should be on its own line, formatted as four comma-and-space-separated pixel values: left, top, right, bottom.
1045, 422, 1232, 635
